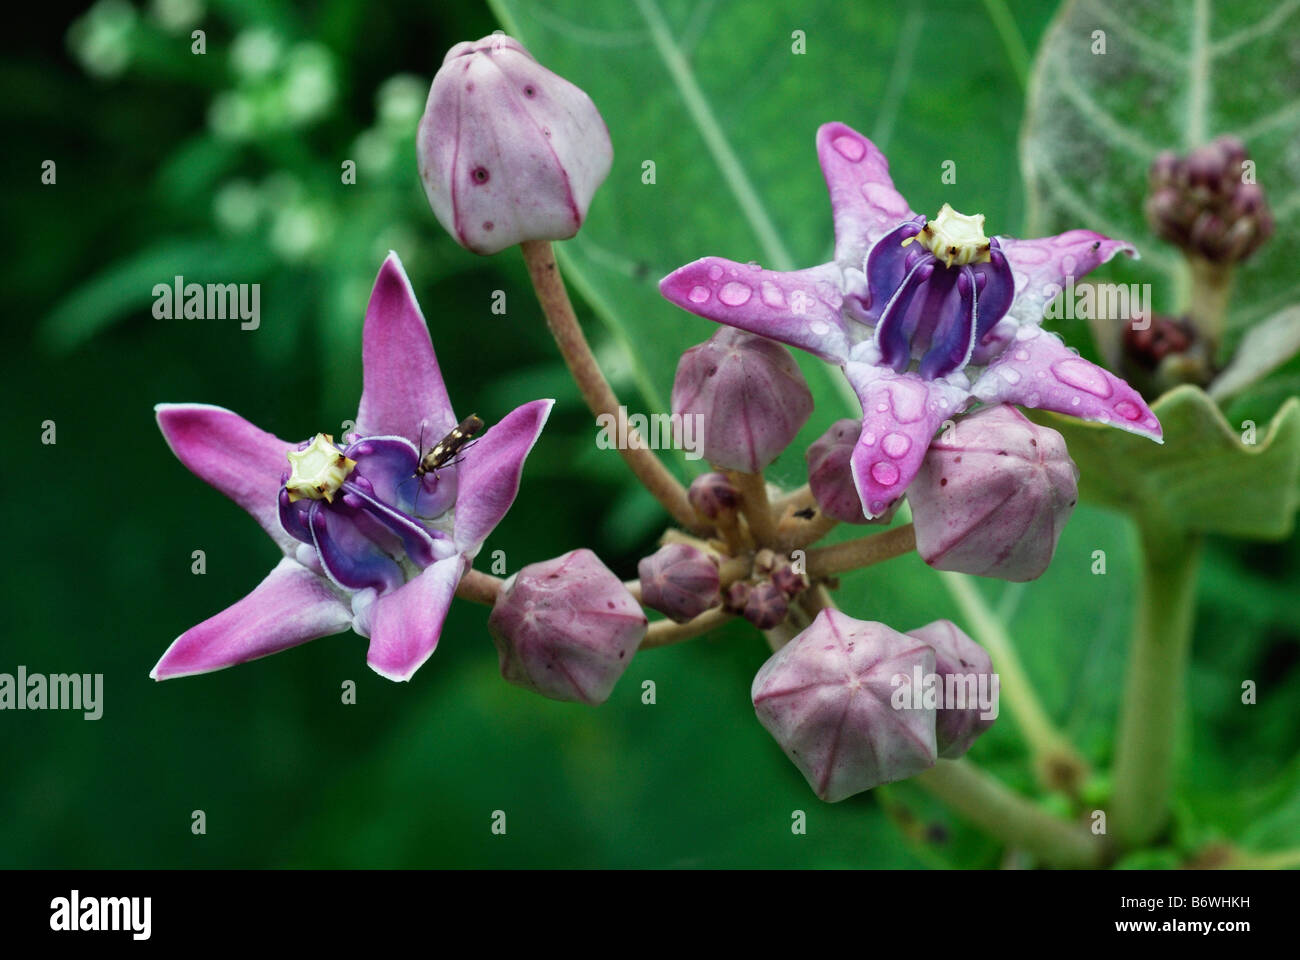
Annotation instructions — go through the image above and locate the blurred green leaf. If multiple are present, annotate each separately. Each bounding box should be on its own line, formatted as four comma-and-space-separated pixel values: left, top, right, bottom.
1036, 385, 1300, 537
1022, 0, 1300, 332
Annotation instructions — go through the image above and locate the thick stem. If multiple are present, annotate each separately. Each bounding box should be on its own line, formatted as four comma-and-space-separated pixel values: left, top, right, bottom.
641, 606, 733, 649
777, 509, 838, 550
937, 571, 1090, 795
1111, 520, 1202, 849
729, 470, 778, 547
917, 759, 1109, 869
456, 569, 503, 606
519, 239, 697, 530
805, 524, 916, 577
1185, 256, 1234, 352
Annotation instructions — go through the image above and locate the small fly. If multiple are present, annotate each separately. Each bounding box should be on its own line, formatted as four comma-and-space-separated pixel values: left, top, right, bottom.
417, 414, 484, 476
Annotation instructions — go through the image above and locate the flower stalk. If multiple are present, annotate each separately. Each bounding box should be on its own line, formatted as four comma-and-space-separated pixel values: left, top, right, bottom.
804, 523, 916, 577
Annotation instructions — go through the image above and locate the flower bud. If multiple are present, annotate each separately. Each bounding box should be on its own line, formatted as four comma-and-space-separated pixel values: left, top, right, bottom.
672, 328, 813, 472
488, 548, 646, 705
771, 565, 809, 598
637, 543, 719, 623
907, 405, 1078, 582
752, 609, 937, 801
806, 418, 901, 524
687, 471, 738, 520
743, 581, 788, 629
417, 34, 612, 255
905, 620, 996, 759
1144, 136, 1273, 264
723, 580, 752, 613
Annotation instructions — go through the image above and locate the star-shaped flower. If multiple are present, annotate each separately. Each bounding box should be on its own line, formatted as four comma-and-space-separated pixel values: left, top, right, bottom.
661, 122, 1161, 517
152, 253, 552, 681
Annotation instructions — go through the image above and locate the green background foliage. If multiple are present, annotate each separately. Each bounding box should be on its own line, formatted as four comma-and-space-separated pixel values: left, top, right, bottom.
2, 0, 1296, 868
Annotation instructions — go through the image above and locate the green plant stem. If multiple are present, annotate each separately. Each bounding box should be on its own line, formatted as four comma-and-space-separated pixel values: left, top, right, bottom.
519, 239, 698, 531
641, 606, 734, 649
805, 524, 916, 578
1111, 520, 1203, 849
917, 759, 1108, 868
729, 470, 778, 547
1186, 256, 1234, 352
938, 571, 1090, 794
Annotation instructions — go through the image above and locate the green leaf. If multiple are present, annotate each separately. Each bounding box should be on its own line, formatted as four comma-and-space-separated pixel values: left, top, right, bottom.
1209, 305, 1300, 402
1033, 385, 1300, 537
1021, 0, 1300, 333
489, 0, 1054, 436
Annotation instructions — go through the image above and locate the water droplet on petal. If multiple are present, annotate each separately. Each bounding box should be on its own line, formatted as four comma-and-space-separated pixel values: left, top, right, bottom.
1000, 367, 1022, 384
1071, 396, 1081, 406
862, 181, 908, 216
718, 281, 752, 306
1115, 399, 1143, 421
1013, 349, 1030, 361
688, 285, 711, 304
882, 433, 911, 458
809, 319, 830, 335
760, 281, 786, 308
707, 264, 724, 281
886, 379, 928, 423
1051, 358, 1113, 398
876, 402, 889, 413
833, 135, 866, 161
870, 461, 900, 486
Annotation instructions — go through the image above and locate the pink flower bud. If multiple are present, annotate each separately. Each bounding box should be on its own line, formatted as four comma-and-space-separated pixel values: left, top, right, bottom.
687, 472, 738, 519
637, 543, 719, 623
743, 581, 788, 629
752, 609, 937, 801
488, 549, 646, 705
771, 565, 809, 597
672, 328, 813, 472
905, 620, 996, 759
907, 405, 1078, 582
723, 581, 752, 613
417, 34, 612, 255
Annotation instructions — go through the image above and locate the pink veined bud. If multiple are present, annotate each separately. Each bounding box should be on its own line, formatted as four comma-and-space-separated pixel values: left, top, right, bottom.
743, 581, 789, 630
687, 472, 738, 520
806, 418, 893, 524
637, 543, 720, 624
752, 609, 938, 802
488, 549, 646, 705
771, 565, 809, 598
907, 405, 1078, 582
672, 328, 813, 473
906, 620, 997, 759
723, 580, 752, 613
417, 33, 612, 255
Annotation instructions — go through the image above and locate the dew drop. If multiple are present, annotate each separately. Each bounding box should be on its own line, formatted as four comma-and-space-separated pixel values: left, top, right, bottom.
1051, 358, 1113, 398
1013, 349, 1030, 361
882, 433, 911, 458
760, 281, 786, 308
870, 461, 900, 486
718, 281, 753, 306
809, 319, 830, 335
832, 135, 866, 161
862, 432, 876, 446
707, 264, 724, 281
1000, 367, 1022, 384
1071, 396, 1082, 406
688, 285, 711, 304
1115, 399, 1143, 421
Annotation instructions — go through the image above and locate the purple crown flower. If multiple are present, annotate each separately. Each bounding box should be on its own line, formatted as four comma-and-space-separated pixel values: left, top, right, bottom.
152, 253, 553, 682
661, 122, 1162, 518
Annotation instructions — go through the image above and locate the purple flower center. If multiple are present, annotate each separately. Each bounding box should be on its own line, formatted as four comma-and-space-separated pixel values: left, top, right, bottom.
278, 434, 459, 593
863, 208, 1015, 380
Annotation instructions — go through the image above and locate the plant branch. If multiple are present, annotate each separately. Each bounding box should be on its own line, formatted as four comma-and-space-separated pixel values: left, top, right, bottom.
456, 569, 503, 606
641, 606, 733, 649
805, 524, 916, 577
729, 470, 778, 547
519, 239, 697, 530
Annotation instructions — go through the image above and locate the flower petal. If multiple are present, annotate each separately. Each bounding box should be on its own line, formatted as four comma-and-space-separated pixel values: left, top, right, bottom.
309, 498, 408, 594
999, 231, 1137, 325
355, 252, 458, 442
156, 403, 297, 554
150, 557, 351, 680
816, 122, 916, 271
918, 266, 978, 381
659, 258, 853, 362
971, 328, 1162, 440
365, 553, 469, 682
453, 398, 554, 555
844, 364, 971, 517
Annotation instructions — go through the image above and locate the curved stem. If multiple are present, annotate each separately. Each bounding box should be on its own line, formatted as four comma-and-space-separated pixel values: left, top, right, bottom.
519, 239, 698, 530
937, 570, 1090, 794
917, 759, 1109, 869
729, 470, 777, 547
641, 606, 733, 649
805, 523, 916, 577
1111, 520, 1202, 849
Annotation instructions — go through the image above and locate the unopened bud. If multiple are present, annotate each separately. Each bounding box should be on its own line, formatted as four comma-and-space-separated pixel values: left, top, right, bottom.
637, 543, 720, 624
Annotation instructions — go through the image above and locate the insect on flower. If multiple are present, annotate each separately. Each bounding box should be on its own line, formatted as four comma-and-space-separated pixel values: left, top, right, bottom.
417, 414, 485, 476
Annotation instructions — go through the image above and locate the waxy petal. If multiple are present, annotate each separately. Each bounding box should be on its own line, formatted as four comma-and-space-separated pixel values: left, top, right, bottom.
863, 217, 925, 320
999, 231, 1137, 325
659, 258, 853, 362
309, 498, 407, 594
844, 364, 971, 517
150, 557, 351, 680
355, 253, 458, 443
918, 266, 978, 381
452, 398, 554, 555
971, 329, 1163, 440
156, 403, 297, 554
816, 122, 916, 271
365, 553, 469, 682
